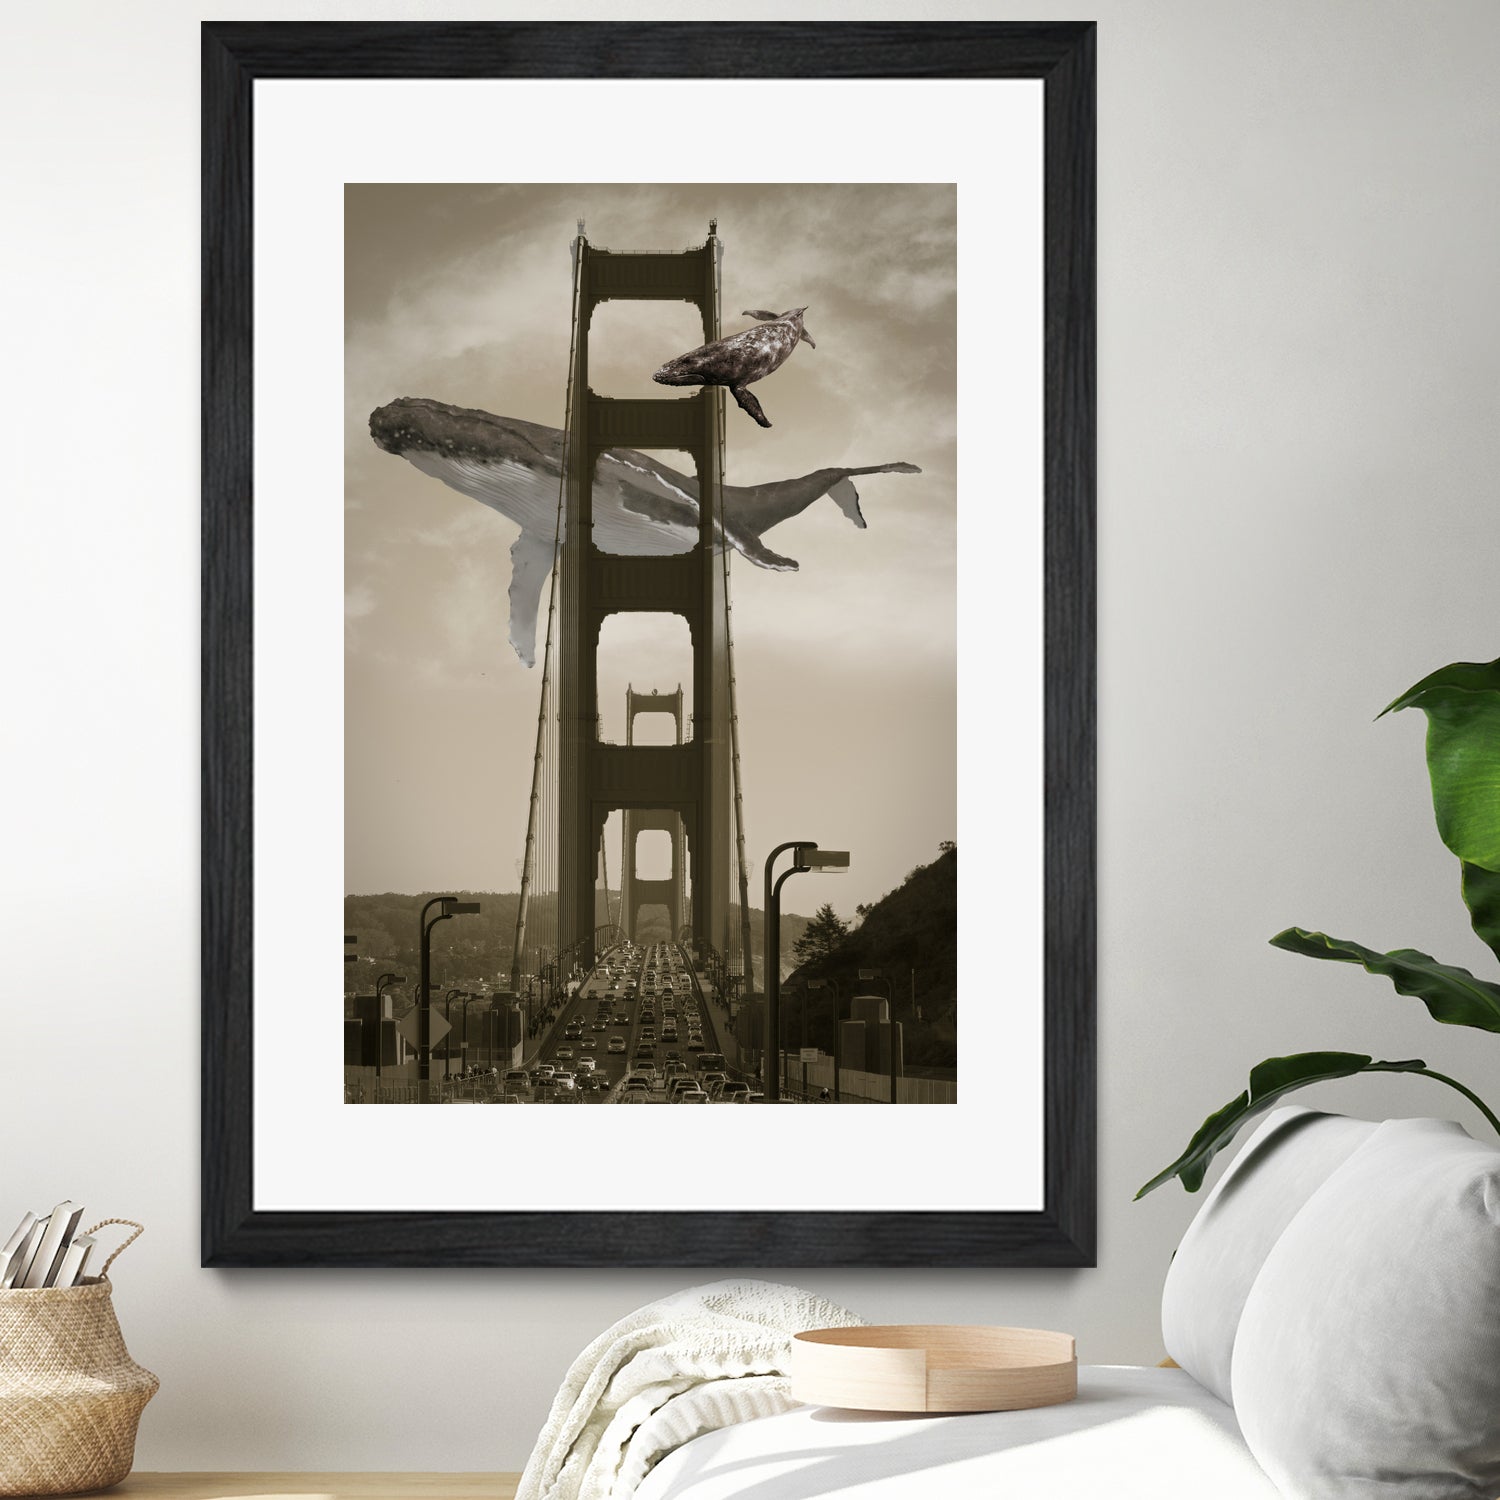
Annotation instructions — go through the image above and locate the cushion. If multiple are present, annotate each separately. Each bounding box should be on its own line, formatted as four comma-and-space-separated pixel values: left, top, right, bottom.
1232, 1116, 1500, 1498
635, 1366, 1280, 1499
1161, 1105, 1376, 1402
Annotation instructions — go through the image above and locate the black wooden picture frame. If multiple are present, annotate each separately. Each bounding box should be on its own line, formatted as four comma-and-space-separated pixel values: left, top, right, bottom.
202, 20, 1095, 1268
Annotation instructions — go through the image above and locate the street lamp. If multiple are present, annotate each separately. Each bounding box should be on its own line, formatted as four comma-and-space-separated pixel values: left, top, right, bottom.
807, 976, 841, 1102
453, 991, 481, 1074
372, 973, 406, 1078
762, 843, 849, 1102
443, 989, 465, 1078
418, 897, 481, 1100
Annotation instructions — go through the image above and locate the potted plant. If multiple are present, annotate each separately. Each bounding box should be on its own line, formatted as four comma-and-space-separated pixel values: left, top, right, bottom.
1138, 658, 1500, 1198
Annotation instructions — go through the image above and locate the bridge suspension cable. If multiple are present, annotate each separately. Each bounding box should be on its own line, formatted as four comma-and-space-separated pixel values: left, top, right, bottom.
507, 235, 581, 1012
710, 325, 756, 996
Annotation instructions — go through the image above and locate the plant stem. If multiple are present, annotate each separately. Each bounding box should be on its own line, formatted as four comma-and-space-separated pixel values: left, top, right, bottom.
1374, 1064, 1500, 1139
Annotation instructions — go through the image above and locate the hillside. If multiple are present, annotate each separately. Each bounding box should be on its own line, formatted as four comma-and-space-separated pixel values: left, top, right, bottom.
783, 846, 957, 1070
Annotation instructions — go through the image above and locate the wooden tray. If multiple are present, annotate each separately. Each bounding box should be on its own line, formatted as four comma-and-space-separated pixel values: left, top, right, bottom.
790, 1324, 1077, 1413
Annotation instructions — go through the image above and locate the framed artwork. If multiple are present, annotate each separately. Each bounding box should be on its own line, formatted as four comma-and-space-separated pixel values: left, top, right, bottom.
202, 21, 1095, 1267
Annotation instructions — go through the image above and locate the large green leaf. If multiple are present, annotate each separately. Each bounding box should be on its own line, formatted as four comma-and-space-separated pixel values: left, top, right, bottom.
1135, 1053, 1428, 1198
1462, 862, 1500, 966
1379, 658, 1500, 872
1269, 927, 1500, 1033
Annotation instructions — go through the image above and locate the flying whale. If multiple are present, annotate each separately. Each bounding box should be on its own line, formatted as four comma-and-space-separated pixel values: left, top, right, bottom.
369, 395, 919, 666
652, 308, 814, 428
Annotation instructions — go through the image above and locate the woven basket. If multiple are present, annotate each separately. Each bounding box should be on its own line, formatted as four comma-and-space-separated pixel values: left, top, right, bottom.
0, 1221, 158, 1497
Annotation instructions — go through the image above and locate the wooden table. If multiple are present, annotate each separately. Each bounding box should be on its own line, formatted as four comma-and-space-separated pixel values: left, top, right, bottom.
102, 1477, 520, 1499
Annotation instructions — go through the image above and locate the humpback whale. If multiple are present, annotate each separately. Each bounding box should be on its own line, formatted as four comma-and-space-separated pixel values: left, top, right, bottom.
651, 308, 814, 428
369, 396, 919, 666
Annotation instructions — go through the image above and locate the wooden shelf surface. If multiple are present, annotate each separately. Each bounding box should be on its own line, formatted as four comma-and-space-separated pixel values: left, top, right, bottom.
99, 1476, 519, 1500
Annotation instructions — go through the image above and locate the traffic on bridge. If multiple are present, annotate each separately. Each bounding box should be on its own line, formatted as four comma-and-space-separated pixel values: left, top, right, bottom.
500, 941, 752, 1105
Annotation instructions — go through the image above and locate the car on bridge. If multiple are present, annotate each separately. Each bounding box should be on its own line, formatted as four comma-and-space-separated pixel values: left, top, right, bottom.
677, 1088, 709, 1104
608, 1036, 626, 1053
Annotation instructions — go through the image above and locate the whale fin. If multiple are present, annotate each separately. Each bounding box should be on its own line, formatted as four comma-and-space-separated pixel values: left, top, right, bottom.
741, 309, 780, 321
610, 455, 797, 571
726, 527, 798, 572
508, 530, 554, 667
732, 385, 771, 428
827, 478, 867, 528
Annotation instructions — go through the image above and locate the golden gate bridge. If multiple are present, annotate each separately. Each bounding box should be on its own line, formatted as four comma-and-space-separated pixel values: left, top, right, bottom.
507, 221, 757, 1018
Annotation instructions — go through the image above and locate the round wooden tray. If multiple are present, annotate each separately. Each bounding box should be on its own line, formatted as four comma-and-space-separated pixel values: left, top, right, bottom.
790, 1324, 1077, 1413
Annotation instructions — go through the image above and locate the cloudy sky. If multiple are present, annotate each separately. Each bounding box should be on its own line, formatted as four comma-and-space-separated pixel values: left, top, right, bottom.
345, 183, 956, 914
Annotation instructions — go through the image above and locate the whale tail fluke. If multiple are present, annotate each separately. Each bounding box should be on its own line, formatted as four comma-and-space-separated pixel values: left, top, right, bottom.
827, 463, 922, 529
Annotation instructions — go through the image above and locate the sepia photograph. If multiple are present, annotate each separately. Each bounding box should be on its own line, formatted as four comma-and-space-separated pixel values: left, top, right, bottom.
342, 183, 959, 1107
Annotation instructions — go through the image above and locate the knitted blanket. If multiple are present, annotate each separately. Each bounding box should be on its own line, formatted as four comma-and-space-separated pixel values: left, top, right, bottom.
516, 1279, 864, 1500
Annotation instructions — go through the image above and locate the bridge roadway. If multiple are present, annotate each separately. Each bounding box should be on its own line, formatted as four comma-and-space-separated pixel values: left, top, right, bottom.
515, 941, 745, 1104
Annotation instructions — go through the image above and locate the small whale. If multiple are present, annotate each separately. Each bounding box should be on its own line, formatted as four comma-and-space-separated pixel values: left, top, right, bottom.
369, 396, 919, 666
651, 308, 814, 428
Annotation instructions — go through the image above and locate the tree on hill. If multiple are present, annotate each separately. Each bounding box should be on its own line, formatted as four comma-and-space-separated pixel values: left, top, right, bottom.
793, 903, 849, 965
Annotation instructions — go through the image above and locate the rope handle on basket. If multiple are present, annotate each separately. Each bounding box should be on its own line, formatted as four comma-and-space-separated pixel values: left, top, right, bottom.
83, 1219, 145, 1278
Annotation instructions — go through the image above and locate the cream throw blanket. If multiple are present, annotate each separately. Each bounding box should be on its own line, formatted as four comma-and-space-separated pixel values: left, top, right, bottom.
516, 1279, 865, 1500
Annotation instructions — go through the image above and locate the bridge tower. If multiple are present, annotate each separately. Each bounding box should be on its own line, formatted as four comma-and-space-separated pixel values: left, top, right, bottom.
619, 687, 688, 942
557, 224, 731, 970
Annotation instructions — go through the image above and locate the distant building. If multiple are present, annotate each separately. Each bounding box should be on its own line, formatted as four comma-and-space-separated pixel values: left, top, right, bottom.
840, 991, 904, 1078
347, 993, 404, 1067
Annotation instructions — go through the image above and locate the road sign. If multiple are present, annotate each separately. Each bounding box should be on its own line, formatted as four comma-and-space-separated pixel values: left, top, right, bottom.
397, 1007, 451, 1049
799, 1048, 819, 1063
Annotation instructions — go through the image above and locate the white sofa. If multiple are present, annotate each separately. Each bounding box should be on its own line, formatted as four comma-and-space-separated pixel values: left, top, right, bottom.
636, 1108, 1500, 1500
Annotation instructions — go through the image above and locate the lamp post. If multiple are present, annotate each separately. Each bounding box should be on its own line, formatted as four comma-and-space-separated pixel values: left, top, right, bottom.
372, 972, 405, 1077
762, 843, 849, 1102
443, 989, 465, 1077
807, 976, 841, 1102
418, 897, 481, 1101
456, 991, 480, 1073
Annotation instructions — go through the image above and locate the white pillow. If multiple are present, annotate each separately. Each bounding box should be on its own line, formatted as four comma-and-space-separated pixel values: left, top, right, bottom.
1160, 1106, 1376, 1403
1231, 1116, 1500, 1498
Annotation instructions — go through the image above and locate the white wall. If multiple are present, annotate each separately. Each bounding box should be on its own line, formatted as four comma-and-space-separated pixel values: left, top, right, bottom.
4, 0, 1497, 1473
